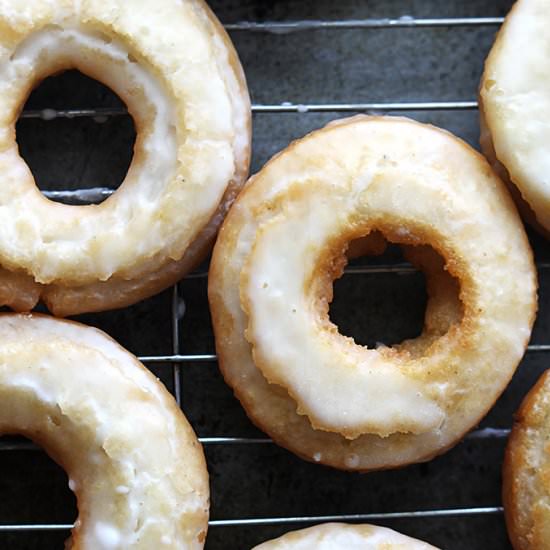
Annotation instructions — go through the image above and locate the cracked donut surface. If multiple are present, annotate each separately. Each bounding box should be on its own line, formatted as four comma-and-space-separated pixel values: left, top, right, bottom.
0, 0, 251, 315
209, 115, 537, 471
252, 523, 440, 550
0, 314, 209, 549
480, 0, 550, 236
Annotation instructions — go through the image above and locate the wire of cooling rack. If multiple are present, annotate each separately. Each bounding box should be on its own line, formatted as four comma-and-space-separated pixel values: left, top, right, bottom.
224, 16, 504, 31
0, 506, 506, 532
171, 285, 183, 406
21, 100, 479, 122
0, 11, 537, 543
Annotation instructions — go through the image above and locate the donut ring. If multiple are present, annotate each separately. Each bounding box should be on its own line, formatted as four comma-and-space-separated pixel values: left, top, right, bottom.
252, 523, 440, 550
0, 314, 209, 548
208, 115, 537, 470
480, 0, 550, 237
503, 369, 550, 550
0, 0, 251, 316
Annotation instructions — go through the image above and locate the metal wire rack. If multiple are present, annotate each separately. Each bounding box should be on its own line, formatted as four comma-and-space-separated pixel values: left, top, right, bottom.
0, 3, 539, 548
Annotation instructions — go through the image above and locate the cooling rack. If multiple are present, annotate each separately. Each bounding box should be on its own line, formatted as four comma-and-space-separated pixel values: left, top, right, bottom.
0, 1, 541, 548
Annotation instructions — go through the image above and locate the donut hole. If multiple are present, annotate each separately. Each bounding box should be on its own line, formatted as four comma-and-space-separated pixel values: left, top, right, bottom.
328, 234, 464, 353
0, 436, 77, 535
16, 70, 136, 205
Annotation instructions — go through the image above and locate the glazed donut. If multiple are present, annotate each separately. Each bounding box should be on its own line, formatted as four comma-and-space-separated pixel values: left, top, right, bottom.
209, 115, 537, 470
0, 314, 209, 549
480, 0, 550, 236
252, 523, 440, 550
0, 0, 251, 316
503, 369, 550, 550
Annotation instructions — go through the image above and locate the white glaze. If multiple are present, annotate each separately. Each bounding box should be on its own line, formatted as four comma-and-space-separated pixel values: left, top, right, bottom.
481, 0, 550, 233
94, 522, 122, 549
0, 0, 250, 290
253, 523, 440, 549
243, 192, 444, 437
209, 115, 536, 469
0, 314, 209, 549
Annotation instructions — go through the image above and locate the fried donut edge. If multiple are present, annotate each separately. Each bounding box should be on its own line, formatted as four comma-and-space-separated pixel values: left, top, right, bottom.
251, 523, 440, 550
480, 0, 550, 237
0, 0, 251, 316
0, 313, 209, 548
209, 115, 537, 471
503, 370, 550, 550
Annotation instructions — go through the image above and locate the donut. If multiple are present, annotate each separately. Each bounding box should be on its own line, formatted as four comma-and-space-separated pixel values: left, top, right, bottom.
208, 115, 537, 471
0, 313, 209, 548
0, 0, 251, 316
252, 523, 440, 550
479, 0, 550, 237
503, 369, 550, 550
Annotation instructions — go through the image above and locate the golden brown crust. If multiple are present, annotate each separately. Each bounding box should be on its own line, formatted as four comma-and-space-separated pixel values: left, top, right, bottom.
209, 115, 537, 471
503, 370, 550, 550
252, 522, 440, 549
0, 313, 209, 549
42, 180, 233, 317
0, 0, 251, 316
479, 0, 550, 238
478, 104, 550, 240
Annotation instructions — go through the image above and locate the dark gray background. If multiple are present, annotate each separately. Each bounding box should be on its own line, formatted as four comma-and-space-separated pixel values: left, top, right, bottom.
1, 1, 546, 548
